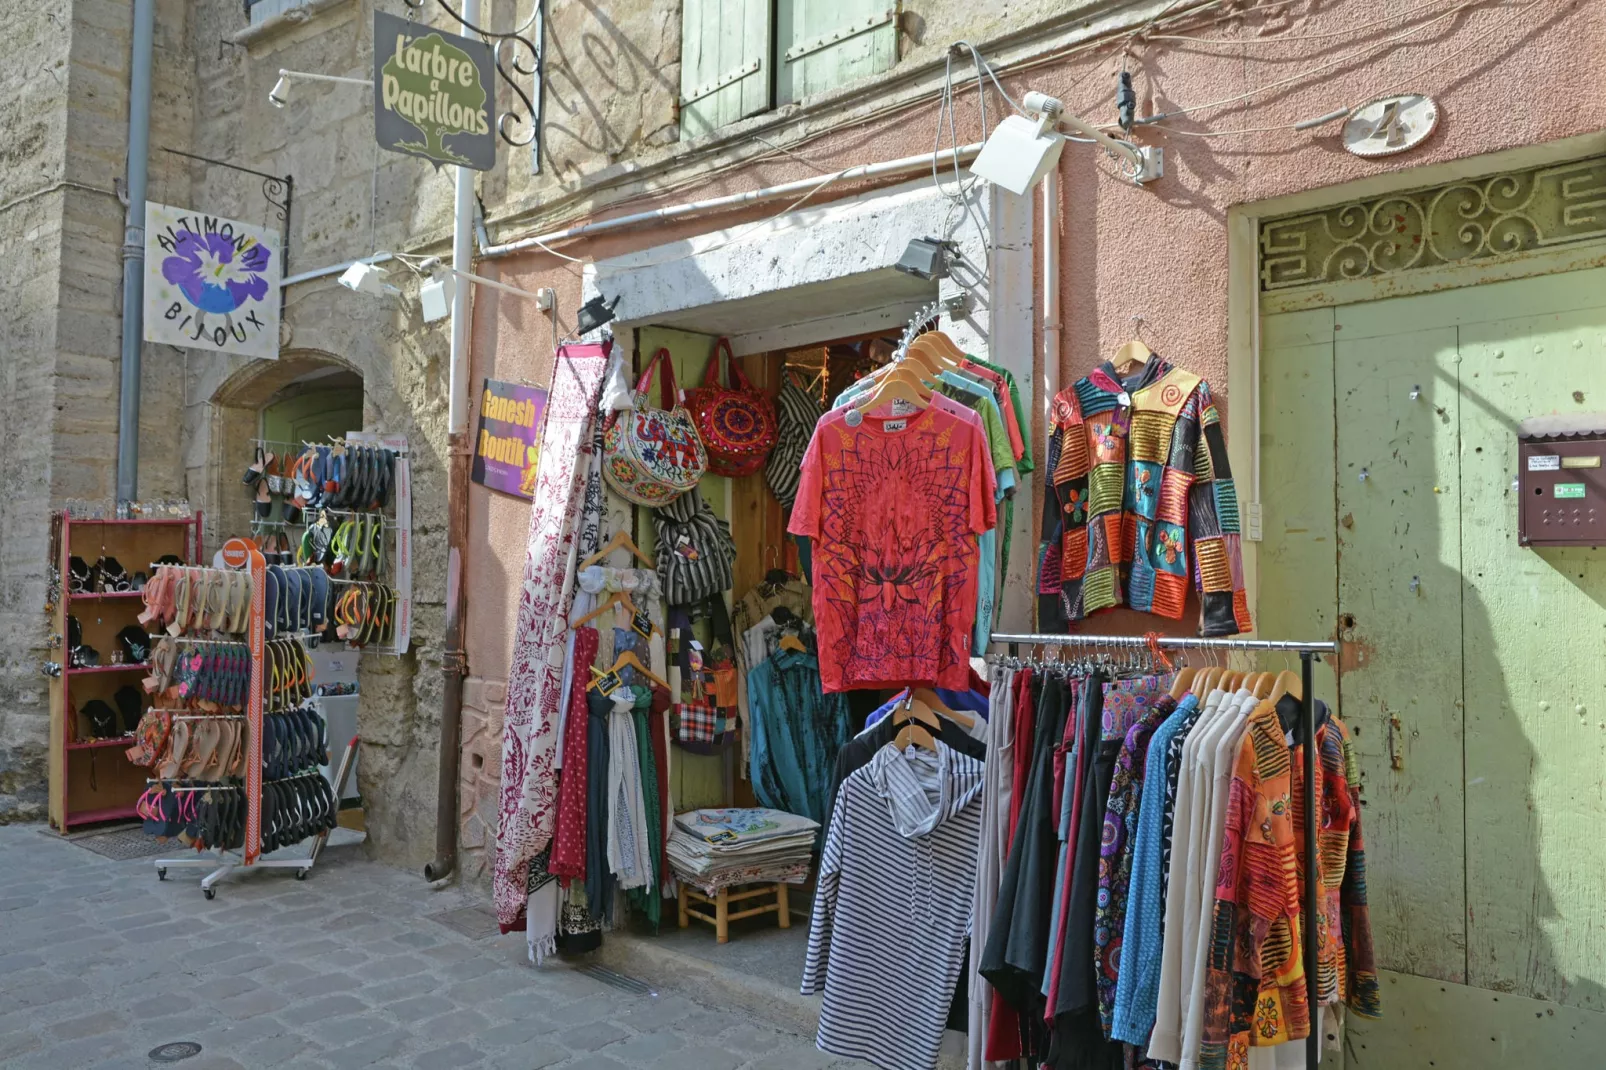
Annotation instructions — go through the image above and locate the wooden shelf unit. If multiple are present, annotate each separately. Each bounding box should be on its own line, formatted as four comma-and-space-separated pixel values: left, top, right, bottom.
49, 512, 202, 832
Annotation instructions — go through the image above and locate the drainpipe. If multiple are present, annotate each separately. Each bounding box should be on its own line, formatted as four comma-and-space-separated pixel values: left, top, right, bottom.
116, 0, 156, 503
1040, 166, 1060, 487
425, 0, 480, 885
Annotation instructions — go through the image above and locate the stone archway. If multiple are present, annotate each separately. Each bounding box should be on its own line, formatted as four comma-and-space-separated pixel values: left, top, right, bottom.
201, 350, 365, 550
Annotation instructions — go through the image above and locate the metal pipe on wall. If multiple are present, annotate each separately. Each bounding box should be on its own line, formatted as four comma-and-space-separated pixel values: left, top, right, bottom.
426, 0, 481, 884
1040, 166, 1060, 477
116, 0, 157, 503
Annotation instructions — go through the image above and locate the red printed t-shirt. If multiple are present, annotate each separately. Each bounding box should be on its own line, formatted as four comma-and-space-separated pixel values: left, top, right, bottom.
788, 394, 996, 692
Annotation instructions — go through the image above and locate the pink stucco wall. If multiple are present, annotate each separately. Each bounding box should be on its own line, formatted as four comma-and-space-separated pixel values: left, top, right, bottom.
464, 0, 1606, 683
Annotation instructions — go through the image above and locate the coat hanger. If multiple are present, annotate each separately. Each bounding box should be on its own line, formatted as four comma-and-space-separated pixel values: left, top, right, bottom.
911, 687, 976, 730
1169, 662, 1198, 699
1112, 316, 1153, 375
906, 332, 964, 371
778, 632, 807, 653
571, 590, 639, 630
890, 693, 940, 751
589, 649, 669, 691
852, 363, 933, 415
580, 530, 654, 571
1266, 668, 1303, 705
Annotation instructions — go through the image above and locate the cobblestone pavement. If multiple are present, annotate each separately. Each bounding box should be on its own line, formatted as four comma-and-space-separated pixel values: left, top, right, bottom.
0, 826, 847, 1070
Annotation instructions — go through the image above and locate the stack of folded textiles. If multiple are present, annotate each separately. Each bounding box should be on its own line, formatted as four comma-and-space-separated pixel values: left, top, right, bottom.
667, 807, 820, 895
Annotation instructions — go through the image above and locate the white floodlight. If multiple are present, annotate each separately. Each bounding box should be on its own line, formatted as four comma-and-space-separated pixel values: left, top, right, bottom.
419, 271, 455, 323
338, 261, 401, 298
971, 90, 1161, 192
269, 73, 290, 108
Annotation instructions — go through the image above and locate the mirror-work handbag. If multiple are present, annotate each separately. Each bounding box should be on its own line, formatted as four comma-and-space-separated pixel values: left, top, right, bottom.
686, 338, 777, 478
602, 348, 708, 506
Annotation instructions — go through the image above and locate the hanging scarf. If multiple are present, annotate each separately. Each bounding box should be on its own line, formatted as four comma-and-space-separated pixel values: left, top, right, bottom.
607, 690, 653, 890
494, 343, 610, 927
549, 627, 600, 881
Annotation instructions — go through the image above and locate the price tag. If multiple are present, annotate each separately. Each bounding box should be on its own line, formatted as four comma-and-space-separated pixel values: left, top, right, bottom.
632, 608, 654, 638
591, 669, 623, 695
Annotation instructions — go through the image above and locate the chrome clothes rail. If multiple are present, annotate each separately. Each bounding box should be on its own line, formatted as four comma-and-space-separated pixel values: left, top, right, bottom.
989, 631, 1333, 1069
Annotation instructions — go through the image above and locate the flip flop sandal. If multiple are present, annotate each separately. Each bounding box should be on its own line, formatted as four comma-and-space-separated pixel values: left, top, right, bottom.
308, 569, 329, 630
159, 720, 190, 780
243, 446, 267, 487
370, 518, 387, 581
376, 448, 395, 508
189, 718, 224, 781
253, 480, 274, 521
325, 450, 346, 508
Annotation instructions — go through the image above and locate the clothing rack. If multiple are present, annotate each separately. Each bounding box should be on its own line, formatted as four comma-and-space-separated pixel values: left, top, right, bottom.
892, 298, 945, 359
990, 632, 1338, 1070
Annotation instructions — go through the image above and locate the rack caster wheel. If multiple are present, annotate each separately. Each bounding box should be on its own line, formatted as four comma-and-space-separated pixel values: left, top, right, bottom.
203, 887, 216, 901
156, 868, 166, 881
295, 869, 308, 881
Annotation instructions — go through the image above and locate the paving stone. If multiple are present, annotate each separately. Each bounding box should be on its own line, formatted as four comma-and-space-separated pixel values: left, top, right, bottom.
321, 1029, 412, 1069
414, 1009, 492, 1044
478, 1040, 568, 1070
560, 1021, 629, 1052
603, 1030, 686, 1064
218, 988, 292, 1019
48, 1010, 127, 1041
238, 1033, 322, 1067
365, 973, 443, 1002
390, 929, 442, 950
287, 970, 362, 999
295, 993, 370, 1022
413, 1041, 485, 1069
476, 1017, 555, 1048
645, 1045, 747, 1070
385, 994, 456, 1021
360, 952, 431, 981
554, 1056, 629, 1070
319, 1014, 397, 1047
203, 975, 261, 1000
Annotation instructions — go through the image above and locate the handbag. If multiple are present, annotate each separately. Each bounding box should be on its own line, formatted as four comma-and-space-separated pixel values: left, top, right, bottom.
685, 338, 777, 477
652, 487, 735, 606
602, 348, 708, 506
669, 601, 739, 754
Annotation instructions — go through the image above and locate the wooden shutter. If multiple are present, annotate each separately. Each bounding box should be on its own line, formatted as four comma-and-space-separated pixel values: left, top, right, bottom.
679, 0, 772, 138
775, 0, 898, 107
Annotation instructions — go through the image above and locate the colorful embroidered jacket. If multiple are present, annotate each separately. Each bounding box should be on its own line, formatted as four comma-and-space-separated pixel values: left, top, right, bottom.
1039, 355, 1251, 636
1197, 701, 1380, 1070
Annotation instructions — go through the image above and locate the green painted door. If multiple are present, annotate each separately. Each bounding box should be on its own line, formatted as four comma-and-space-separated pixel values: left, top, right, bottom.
1259, 266, 1606, 1063
636, 327, 730, 813
261, 385, 364, 448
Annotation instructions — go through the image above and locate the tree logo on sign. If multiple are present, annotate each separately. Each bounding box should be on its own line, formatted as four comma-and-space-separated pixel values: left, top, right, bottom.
381, 30, 490, 166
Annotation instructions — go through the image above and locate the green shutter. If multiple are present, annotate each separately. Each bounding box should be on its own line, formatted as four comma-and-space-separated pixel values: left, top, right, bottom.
679, 0, 772, 138
775, 0, 898, 106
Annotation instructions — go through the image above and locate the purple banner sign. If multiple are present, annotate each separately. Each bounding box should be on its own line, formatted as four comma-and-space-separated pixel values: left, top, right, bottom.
473, 378, 549, 499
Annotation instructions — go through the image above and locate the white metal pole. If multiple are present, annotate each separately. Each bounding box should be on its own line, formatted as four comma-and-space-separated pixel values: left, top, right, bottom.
1040, 165, 1060, 451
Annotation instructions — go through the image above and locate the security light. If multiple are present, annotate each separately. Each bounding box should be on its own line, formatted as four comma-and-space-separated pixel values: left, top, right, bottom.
269, 73, 290, 108
894, 238, 957, 281
970, 96, 1066, 196
576, 294, 619, 336
267, 69, 373, 109
419, 271, 455, 323
338, 262, 401, 298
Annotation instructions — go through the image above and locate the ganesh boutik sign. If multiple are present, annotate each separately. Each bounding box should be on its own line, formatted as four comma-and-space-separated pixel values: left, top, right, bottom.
143, 203, 281, 360
472, 379, 548, 498
374, 11, 496, 171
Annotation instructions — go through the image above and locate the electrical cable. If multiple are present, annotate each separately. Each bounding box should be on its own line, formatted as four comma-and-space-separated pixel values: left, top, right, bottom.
1149, 0, 1468, 45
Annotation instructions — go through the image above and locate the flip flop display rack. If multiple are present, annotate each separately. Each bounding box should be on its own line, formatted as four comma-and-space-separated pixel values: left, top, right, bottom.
132, 540, 340, 897
243, 434, 412, 656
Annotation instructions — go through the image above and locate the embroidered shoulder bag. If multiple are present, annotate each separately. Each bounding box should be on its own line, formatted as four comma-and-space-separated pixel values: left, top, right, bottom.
602, 348, 708, 506
685, 338, 777, 477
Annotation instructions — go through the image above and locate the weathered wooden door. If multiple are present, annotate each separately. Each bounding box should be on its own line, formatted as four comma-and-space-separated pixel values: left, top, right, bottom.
1259, 266, 1606, 1063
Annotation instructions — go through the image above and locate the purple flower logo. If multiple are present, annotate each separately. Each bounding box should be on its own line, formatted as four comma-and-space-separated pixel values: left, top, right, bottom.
161, 229, 272, 315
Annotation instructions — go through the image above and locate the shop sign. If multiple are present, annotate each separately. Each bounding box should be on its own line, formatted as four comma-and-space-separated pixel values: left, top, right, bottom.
143, 203, 281, 360
374, 11, 496, 171
473, 378, 549, 498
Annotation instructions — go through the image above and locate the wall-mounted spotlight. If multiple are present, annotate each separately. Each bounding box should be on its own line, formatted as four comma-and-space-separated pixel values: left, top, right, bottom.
970, 90, 1161, 191
576, 294, 619, 336
895, 237, 959, 281
269, 68, 374, 109
338, 261, 402, 298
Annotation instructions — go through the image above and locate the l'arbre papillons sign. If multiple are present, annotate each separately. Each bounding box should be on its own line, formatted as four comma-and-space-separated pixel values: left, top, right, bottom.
374, 11, 496, 171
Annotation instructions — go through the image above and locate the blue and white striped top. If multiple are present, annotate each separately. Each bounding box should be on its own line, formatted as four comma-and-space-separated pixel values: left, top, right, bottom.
802, 742, 984, 1070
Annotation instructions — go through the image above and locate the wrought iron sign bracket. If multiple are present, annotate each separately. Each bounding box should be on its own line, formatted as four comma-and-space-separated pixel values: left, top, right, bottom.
159, 147, 293, 273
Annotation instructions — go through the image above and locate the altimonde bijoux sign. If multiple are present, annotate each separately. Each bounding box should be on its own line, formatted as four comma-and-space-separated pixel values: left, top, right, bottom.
373, 11, 496, 171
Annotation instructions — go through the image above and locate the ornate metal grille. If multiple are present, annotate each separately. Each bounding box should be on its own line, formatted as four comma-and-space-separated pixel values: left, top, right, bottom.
1260, 154, 1606, 291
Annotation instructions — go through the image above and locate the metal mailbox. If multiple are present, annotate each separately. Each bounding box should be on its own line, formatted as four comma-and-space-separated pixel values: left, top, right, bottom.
1518, 415, 1606, 547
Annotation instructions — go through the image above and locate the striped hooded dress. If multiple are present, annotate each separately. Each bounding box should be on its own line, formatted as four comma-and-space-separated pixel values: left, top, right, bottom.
802, 741, 984, 1070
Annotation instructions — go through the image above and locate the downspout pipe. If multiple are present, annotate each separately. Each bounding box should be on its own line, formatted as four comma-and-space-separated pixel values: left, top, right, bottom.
116, 0, 157, 503
425, 0, 480, 885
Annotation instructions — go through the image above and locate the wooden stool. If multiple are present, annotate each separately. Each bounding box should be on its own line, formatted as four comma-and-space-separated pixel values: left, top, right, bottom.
677, 880, 792, 943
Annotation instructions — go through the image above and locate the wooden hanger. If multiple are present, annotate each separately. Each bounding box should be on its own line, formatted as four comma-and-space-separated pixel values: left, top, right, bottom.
894, 720, 938, 751
778, 632, 807, 653
580, 530, 654, 571
853, 363, 933, 415
907, 332, 964, 370
571, 590, 639, 630
911, 687, 976, 729
1169, 665, 1198, 699
890, 694, 941, 751
588, 649, 669, 691
1249, 671, 1276, 699
1112, 338, 1153, 375
1265, 669, 1303, 705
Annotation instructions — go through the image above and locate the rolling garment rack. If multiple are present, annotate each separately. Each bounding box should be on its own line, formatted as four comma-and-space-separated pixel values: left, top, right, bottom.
989, 631, 1339, 1070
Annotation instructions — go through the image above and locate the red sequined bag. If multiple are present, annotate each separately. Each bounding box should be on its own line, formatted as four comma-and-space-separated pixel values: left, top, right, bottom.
685, 338, 777, 478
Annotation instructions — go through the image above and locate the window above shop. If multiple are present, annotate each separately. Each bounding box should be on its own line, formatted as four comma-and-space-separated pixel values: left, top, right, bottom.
679, 0, 899, 138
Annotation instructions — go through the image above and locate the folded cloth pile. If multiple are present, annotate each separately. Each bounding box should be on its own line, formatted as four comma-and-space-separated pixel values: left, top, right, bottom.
667, 807, 819, 894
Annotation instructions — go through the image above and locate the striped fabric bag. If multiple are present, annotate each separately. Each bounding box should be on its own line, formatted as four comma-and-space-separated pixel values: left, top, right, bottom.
764, 372, 821, 509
